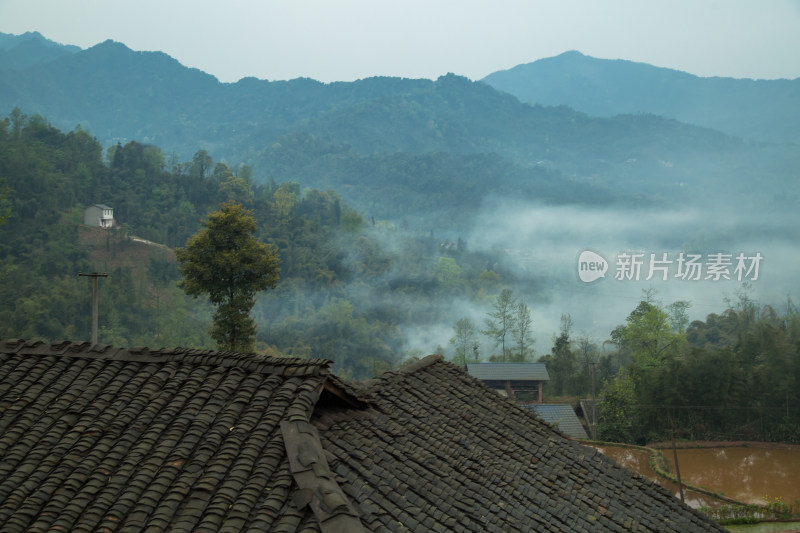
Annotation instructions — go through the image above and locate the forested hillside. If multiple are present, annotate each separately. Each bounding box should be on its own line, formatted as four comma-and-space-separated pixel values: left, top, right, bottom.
2, 35, 796, 230
0, 111, 526, 378
540, 289, 800, 444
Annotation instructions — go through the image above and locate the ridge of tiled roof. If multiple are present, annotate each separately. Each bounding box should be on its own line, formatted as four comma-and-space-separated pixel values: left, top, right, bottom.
282, 420, 364, 533
315, 357, 725, 532
0, 338, 332, 376
358, 353, 444, 393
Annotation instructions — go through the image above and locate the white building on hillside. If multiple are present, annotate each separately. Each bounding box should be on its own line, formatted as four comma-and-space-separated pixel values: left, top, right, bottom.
83, 204, 115, 228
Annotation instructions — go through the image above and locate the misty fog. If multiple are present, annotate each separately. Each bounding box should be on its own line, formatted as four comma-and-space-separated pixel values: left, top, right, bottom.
396, 194, 800, 360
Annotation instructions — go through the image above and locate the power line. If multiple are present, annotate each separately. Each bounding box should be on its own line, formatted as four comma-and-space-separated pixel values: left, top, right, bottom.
631, 404, 796, 412
543, 281, 730, 309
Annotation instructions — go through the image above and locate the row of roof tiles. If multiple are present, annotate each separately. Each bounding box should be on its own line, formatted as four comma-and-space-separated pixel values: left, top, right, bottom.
0, 340, 725, 532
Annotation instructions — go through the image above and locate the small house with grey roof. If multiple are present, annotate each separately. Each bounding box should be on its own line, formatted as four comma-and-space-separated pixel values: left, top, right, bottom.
83, 203, 115, 228
466, 362, 549, 404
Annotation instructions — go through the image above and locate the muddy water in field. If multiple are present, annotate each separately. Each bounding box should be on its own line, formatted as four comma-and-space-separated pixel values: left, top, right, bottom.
590, 445, 721, 508
663, 447, 800, 506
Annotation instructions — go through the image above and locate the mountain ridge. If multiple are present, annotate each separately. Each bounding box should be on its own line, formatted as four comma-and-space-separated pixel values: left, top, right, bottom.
0, 31, 79, 71
0, 32, 795, 229
481, 51, 800, 144
0, 31, 80, 52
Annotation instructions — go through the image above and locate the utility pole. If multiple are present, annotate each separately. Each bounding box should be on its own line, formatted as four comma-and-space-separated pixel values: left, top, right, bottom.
590, 361, 598, 440
79, 271, 108, 345
669, 414, 685, 503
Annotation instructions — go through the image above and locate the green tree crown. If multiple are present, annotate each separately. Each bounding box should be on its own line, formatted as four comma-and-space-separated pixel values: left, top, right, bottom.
176, 201, 280, 351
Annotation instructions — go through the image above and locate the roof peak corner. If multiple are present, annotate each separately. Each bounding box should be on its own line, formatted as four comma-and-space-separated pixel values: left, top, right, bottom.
381, 353, 445, 378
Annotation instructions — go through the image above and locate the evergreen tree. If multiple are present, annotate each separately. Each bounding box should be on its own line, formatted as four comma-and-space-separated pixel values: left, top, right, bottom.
176, 201, 280, 352
544, 314, 577, 395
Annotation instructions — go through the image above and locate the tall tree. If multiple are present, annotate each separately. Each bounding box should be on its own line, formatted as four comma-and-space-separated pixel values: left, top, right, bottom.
482, 288, 516, 361
450, 317, 477, 366
191, 149, 213, 179
599, 371, 636, 442
510, 301, 534, 362
544, 314, 577, 395
0, 178, 9, 277
0, 178, 9, 229
434, 256, 461, 288
667, 300, 692, 333
610, 300, 680, 370
176, 201, 280, 351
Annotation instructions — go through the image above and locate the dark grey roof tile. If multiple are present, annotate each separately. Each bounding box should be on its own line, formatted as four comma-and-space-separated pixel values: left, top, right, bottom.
0, 341, 725, 532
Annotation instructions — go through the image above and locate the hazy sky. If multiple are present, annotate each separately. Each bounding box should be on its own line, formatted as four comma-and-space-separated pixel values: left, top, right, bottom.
1, 0, 799, 83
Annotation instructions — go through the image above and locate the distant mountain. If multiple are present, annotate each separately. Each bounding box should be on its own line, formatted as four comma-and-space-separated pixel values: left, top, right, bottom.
0, 31, 79, 70
482, 51, 800, 144
0, 36, 794, 229
0, 39, 226, 150
0, 31, 80, 52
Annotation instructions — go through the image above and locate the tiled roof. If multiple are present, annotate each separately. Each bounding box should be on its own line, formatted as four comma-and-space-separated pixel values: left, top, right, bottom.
319, 356, 723, 532
528, 404, 589, 440
466, 362, 550, 381
0, 340, 724, 532
0, 339, 360, 533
